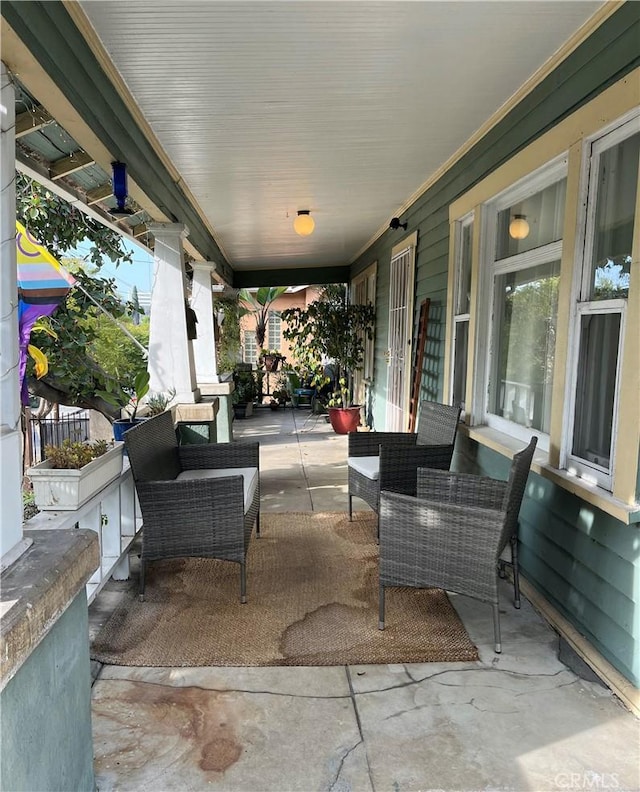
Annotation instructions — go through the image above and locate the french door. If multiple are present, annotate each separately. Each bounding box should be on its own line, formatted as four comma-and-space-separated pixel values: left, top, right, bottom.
386, 238, 416, 430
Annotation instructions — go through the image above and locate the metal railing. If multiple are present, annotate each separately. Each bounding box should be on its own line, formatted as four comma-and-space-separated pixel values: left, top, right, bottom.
29, 411, 91, 464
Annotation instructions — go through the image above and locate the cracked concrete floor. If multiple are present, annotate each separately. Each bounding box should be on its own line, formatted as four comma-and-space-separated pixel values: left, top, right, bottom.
90, 407, 639, 792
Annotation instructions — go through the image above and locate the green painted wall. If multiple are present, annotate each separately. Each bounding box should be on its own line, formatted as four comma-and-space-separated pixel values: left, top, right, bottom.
454, 436, 640, 687
0, 590, 95, 791
353, 2, 640, 432
352, 3, 640, 686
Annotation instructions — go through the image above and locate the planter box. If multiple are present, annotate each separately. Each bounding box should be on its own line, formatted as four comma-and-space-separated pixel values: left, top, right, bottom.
28, 443, 124, 511
233, 402, 254, 419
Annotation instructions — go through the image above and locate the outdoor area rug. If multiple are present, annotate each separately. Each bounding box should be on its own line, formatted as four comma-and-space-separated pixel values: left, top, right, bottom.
90, 511, 479, 667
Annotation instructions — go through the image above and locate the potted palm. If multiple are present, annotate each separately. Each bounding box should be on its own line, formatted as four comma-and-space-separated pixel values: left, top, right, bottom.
281, 285, 375, 434
27, 438, 124, 511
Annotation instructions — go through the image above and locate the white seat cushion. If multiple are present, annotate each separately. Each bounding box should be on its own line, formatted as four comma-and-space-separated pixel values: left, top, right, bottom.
347, 456, 380, 481
177, 467, 259, 514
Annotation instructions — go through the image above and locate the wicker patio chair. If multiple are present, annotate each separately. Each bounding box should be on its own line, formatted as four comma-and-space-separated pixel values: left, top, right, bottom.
125, 411, 260, 604
347, 401, 461, 526
378, 436, 537, 653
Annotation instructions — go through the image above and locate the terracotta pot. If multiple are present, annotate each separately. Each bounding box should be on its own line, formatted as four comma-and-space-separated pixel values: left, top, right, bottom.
327, 406, 361, 434
263, 355, 281, 372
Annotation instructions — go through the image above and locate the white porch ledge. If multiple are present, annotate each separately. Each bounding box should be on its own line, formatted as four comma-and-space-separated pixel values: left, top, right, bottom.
0, 528, 99, 692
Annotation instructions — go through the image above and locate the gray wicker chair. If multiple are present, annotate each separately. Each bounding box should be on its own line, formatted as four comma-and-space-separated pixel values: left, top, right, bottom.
124, 411, 260, 604
378, 436, 537, 653
347, 401, 461, 527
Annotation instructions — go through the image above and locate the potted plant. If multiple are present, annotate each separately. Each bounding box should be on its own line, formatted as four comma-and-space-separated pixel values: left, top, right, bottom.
232, 368, 258, 418
260, 347, 285, 373
145, 387, 177, 416
27, 438, 124, 511
102, 370, 151, 441
282, 285, 375, 434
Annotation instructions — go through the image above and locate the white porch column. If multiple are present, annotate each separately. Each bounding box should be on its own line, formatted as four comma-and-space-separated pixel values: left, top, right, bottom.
190, 261, 220, 389
0, 63, 29, 566
147, 223, 200, 403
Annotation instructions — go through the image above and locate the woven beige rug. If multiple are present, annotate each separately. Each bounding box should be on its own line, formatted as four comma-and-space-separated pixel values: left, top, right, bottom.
91, 512, 479, 667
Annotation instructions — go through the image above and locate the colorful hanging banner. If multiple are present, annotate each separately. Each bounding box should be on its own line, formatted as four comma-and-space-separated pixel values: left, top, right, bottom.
16, 222, 75, 405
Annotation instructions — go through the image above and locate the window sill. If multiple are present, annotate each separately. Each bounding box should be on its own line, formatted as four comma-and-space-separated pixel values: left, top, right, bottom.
460, 424, 640, 525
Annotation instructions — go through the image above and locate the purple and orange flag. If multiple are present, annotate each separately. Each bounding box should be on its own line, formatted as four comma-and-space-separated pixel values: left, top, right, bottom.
16, 222, 75, 405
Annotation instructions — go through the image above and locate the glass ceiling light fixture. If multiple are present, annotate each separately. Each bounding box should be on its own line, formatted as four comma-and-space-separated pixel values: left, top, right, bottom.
509, 213, 530, 240
111, 161, 132, 215
293, 210, 315, 237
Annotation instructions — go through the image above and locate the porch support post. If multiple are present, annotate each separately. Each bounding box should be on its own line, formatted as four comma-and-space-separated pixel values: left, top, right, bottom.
190, 261, 220, 387
147, 223, 200, 403
0, 62, 28, 566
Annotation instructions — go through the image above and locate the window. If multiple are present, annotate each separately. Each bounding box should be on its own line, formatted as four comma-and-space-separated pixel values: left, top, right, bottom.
243, 330, 257, 364
451, 215, 473, 410
352, 264, 377, 381
267, 311, 281, 350
483, 170, 566, 447
447, 83, 640, 516
565, 119, 639, 489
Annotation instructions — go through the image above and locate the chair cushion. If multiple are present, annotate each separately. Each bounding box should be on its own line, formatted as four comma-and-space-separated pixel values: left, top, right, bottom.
347, 456, 380, 481
177, 467, 259, 514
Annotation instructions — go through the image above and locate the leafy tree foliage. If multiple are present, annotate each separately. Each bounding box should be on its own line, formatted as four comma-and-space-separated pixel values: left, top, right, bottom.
17, 172, 133, 267
17, 175, 143, 419
281, 285, 375, 408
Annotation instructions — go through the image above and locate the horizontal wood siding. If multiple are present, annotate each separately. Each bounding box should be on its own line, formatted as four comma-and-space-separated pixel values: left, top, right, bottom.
455, 435, 639, 685
353, 3, 640, 685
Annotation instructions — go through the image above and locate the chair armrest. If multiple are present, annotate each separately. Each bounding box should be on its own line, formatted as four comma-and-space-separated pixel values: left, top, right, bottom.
378, 444, 454, 496
178, 441, 259, 471
348, 431, 417, 457
417, 468, 507, 510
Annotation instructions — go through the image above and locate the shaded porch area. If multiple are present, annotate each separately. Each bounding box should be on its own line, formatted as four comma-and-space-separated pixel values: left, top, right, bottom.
88, 407, 638, 792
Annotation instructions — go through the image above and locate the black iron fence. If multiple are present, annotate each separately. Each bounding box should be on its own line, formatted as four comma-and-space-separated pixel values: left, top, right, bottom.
29, 411, 91, 464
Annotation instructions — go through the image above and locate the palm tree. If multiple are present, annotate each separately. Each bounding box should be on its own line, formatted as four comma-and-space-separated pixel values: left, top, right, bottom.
238, 286, 288, 349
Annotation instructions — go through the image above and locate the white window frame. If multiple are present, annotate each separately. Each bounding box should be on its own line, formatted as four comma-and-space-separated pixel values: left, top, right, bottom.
450, 212, 473, 411
352, 262, 377, 382
477, 156, 568, 451
561, 114, 639, 490
267, 311, 281, 351
243, 330, 258, 364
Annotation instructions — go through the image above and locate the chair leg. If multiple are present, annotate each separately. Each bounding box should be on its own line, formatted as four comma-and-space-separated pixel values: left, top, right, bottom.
138, 558, 146, 602
348, 493, 353, 522
511, 536, 521, 609
492, 603, 502, 654
378, 584, 385, 630
256, 512, 261, 538
240, 561, 247, 604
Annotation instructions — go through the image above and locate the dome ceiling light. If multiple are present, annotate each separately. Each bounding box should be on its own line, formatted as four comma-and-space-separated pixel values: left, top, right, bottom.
293, 210, 315, 237
509, 214, 530, 240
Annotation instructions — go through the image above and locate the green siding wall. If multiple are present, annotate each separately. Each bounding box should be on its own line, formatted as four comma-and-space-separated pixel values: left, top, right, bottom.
455, 436, 639, 686
352, 3, 640, 686
0, 590, 95, 791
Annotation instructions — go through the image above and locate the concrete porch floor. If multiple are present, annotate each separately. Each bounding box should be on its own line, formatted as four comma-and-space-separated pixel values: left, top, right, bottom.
89, 406, 639, 792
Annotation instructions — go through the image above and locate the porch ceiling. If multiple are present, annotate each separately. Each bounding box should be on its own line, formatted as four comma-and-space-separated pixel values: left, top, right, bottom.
5, 1, 604, 283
